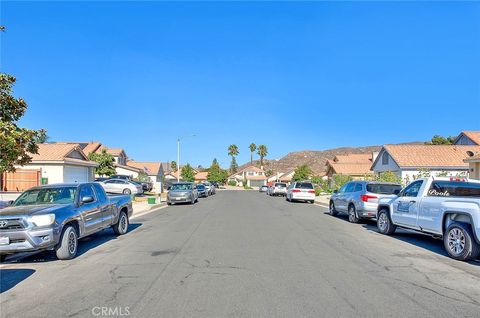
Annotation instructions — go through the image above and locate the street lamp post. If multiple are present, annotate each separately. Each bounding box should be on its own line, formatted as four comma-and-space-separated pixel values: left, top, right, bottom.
177, 134, 196, 182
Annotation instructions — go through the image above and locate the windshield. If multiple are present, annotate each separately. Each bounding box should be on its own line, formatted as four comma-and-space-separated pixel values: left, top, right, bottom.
170, 184, 192, 191
295, 182, 314, 189
275, 183, 287, 188
197, 185, 206, 190
367, 184, 402, 194
13, 187, 77, 206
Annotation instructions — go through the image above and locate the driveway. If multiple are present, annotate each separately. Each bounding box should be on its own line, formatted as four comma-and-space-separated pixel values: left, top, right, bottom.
1, 191, 479, 317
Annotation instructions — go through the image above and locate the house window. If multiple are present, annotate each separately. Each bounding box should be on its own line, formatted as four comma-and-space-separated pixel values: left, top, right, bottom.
248, 172, 254, 176
382, 153, 389, 165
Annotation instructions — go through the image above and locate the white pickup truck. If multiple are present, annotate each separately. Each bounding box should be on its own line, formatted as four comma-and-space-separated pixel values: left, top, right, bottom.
376, 177, 480, 261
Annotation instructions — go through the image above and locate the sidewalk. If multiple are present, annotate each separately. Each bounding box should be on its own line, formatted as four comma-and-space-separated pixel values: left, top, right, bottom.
132, 200, 166, 217
314, 194, 330, 209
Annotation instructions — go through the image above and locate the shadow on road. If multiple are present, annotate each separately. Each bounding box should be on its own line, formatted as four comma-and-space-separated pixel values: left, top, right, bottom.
1, 223, 142, 264
0, 268, 35, 293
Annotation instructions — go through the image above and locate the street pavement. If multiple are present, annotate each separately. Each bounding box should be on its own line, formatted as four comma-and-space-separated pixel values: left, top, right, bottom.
1, 191, 479, 318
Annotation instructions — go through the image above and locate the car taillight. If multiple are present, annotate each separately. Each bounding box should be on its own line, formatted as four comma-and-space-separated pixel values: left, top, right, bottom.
308, 190, 315, 193
292, 189, 301, 193
361, 195, 377, 202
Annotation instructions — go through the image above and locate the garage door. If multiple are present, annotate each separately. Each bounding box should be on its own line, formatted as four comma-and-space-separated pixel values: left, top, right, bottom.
249, 180, 265, 188
64, 166, 89, 183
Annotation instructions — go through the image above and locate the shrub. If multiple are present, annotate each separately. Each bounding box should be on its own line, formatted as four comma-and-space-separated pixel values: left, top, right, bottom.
228, 180, 237, 186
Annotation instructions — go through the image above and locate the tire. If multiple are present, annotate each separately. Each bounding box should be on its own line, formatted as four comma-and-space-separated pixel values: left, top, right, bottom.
444, 222, 480, 261
55, 225, 78, 260
329, 201, 338, 216
123, 188, 132, 195
167, 202, 172, 206
191, 196, 195, 204
310, 200, 315, 204
377, 209, 396, 235
113, 210, 129, 235
0, 254, 6, 263
348, 205, 359, 223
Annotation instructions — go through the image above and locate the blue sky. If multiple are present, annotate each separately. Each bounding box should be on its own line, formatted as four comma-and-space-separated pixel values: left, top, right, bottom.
2, 1, 479, 168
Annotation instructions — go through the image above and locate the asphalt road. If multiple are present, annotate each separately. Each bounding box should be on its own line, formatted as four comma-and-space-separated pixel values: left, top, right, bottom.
1, 191, 479, 318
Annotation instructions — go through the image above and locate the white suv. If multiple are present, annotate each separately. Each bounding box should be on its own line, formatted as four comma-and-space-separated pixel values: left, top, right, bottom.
286, 181, 315, 204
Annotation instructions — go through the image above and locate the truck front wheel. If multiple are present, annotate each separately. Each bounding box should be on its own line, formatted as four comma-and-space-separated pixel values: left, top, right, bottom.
113, 211, 129, 235
444, 222, 480, 261
377, 209, 396, 235
56, 225, 78, 260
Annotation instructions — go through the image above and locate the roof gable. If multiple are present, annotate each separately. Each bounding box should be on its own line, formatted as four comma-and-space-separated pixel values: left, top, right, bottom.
454, 131, 480, 145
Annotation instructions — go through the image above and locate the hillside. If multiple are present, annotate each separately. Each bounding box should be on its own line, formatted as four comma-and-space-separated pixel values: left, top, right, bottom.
238, 146, 382, 176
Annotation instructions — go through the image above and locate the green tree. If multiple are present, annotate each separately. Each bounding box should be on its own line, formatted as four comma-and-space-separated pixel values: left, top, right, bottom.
265, 169, 273, 178
228, 144, 239, 173
292, 164, 313, 181
88, 149, 116, 176
181, 163, 195, 182
428, 135, 456, 145
332, 174, 353, 190
375, 171, 402, 183
230, 156, 238, 174
135, 171, 150, 182
257, 145, 268, 167
33, 130, 50, 143
208, 158, 229, 183
170, 161, 177, 171
0, 73, 46, 173
249, 143, 257, 165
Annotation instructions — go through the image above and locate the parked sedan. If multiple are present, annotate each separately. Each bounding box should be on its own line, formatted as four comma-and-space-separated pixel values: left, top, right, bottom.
100, 179, 143, 195
197, 184, 209, 198
259, 185, 269, 192
286, 181, 315, 203
329, 181, 402, 223
167, 182, 198, 205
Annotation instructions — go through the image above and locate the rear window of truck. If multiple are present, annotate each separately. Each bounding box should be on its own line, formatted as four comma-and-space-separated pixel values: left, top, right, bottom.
367, 184, 402, 195
428, 181, 480, 197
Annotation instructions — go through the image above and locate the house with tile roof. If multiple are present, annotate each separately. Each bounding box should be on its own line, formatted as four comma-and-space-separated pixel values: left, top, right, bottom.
325, 153, 376, 179
127, 160, 166, 193
1, 143, 98, 192
371, 144, 480, 182
228, 165, 267, 187
194, 171, 209, 183
454, 131, 480, 145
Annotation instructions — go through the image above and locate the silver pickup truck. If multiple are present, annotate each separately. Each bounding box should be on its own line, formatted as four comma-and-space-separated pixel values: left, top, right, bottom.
0, 182, 133, 261
376, 177, 480, 261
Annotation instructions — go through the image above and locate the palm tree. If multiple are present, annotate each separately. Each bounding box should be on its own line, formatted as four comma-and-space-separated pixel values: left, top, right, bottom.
249, 143, 257, 165
228, 144, 239, 157
257, 145, 268, 167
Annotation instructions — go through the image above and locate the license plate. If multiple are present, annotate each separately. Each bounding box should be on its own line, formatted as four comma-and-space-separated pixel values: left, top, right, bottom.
176, 197, 182, 201
0, 236, 10, 245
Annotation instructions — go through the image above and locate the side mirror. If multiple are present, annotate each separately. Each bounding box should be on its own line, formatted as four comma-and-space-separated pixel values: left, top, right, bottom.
7, 200, 14, 206
393, 189, 401, 195
333, 190, 338, 194
81, 196, 95, 204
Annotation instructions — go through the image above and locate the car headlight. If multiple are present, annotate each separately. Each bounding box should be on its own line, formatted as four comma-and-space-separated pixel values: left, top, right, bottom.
28, 214, 55, 227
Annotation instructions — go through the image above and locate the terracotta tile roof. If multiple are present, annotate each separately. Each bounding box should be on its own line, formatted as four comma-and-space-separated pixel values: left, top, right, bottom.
195, 172, 209, 180
382, 144, 480, 168
461, 131, 480, 145
334, 153, 372, 163
97, 146, 125, 156
30, 143, 87, 161
328, 162, 373, 175
82, 142, 102, 155
127, 161, 161, 175
237, 165, 264, 174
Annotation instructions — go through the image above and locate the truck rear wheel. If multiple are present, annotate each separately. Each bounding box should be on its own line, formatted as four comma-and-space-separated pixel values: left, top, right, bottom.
377, 209, 396, 235
444, 222, 480, 261
113, 211, 129, 235
55, 225, 78, 260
